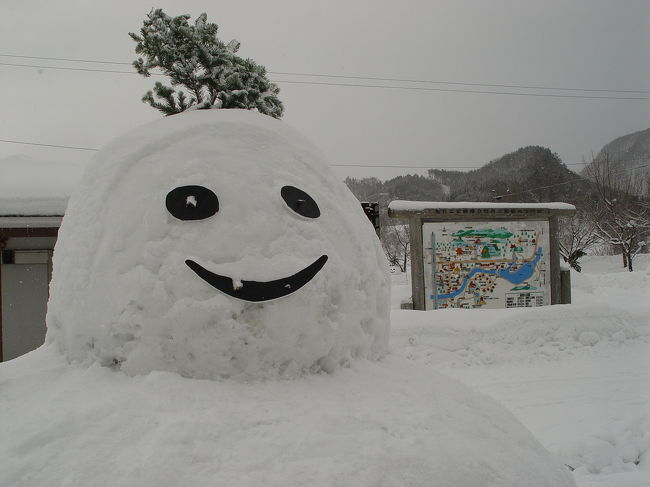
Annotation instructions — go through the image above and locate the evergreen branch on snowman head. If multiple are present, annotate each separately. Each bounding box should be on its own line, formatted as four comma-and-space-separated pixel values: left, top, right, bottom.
130, 9, 284, 118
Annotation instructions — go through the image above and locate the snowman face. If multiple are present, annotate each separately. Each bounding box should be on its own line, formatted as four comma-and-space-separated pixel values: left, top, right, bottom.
166, 183, 328, 302
46, 110, 390, 380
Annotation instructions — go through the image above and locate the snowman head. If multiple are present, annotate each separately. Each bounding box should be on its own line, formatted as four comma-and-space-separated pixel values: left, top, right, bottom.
46, 110, 390, 380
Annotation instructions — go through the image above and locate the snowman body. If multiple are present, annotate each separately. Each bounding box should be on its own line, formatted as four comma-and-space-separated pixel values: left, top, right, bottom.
46, 110, 390, 380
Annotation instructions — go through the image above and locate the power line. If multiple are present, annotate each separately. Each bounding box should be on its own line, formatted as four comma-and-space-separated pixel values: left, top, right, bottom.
332, 157, 650, 170
332, 164, 502, 169
278, 79, 650, 100
1, 61, 646, 101
331, 162, 589, 169
0, 53, 132, 66
2, 53, 649, 94
2, 60, 650, 101
272, 71, 650, 94
0, 138, 98, 151
0, 62, 151, 76
1, 138, 647, 171
494, 163, 650, 199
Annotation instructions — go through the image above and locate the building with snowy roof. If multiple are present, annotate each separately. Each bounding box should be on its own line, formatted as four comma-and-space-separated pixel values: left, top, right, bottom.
0, 156, 84, 361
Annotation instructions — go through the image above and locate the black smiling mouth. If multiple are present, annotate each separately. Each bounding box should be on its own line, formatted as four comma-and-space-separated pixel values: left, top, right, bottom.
185, 255, 328, 302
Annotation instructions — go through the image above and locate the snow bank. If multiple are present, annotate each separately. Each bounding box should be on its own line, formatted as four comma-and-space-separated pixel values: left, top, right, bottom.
0, 154, 85, 215
0, 347, 575, 487
579, 253, 650, 276
560, 412, 650, 475
390, 255, 650, 368
46, 109, 390, 380
391, 303, 644, 368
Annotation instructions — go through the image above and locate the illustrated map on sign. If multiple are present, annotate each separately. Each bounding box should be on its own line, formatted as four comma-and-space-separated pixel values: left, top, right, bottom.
422, 221, 551, 309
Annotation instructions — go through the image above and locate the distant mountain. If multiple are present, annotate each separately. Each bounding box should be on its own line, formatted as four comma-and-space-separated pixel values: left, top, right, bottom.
582, 128, 650, 196
345, 146, 595, 209
429, 146, 592, 204
344, 174, 448, 206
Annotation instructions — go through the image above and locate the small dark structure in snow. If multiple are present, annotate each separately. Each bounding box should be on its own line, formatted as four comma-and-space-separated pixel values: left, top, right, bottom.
388, 201, 575, 311
0, 156, 82, 361
0, 219, 60, 361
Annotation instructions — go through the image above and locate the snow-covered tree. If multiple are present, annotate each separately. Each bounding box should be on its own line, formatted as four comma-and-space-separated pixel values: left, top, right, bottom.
130, 9, 283, 118
558, 211, 600, 272
587, 153, 650, 271
593, 205, 649, 272
382, 221, 410, 272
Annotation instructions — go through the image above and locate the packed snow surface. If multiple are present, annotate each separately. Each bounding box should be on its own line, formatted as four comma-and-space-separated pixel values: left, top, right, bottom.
46, 109, 390, 380
1, 346, 575, 487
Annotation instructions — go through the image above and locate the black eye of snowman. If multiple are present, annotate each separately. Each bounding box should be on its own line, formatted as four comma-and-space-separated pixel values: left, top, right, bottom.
166, 185, 219, 221
281, 185, 320, 218
178, 183, 327, 302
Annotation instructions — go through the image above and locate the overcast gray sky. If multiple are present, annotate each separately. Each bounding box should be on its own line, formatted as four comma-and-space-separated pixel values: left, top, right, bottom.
1, 0, 648, 180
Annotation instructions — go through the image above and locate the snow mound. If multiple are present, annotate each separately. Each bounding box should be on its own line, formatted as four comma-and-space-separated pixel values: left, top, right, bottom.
391, 303, 645, 367
561, 412, 650, 475
579, 254, 650, 275
46, 110, 390, 380
0, 347, 575, 487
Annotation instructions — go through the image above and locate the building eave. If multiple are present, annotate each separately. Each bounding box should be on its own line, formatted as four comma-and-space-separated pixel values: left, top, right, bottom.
0, 216, 63, 229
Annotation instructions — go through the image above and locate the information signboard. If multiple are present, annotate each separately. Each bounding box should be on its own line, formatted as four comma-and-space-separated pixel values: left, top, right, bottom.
422, 220, 551, 309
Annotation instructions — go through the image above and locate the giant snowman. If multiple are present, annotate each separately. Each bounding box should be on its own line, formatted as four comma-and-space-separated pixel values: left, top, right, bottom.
46, 109, 390, 380
2, 110, 576, 487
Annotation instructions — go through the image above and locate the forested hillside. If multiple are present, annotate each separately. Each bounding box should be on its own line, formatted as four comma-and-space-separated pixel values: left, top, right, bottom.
346, 141, 648, 273
430, 146, 595, 203
344, 174, 447, 206
582, 128, 650, 197
345, 146, 593, 205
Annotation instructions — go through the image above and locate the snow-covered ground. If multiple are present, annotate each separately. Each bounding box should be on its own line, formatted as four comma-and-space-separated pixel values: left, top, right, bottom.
2, 225, 648, 485
391, 254, 650, 487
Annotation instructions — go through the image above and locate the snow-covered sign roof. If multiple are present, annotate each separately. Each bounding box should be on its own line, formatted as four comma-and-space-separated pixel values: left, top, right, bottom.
0, 155, 86, 217
388, 200, 576, 218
